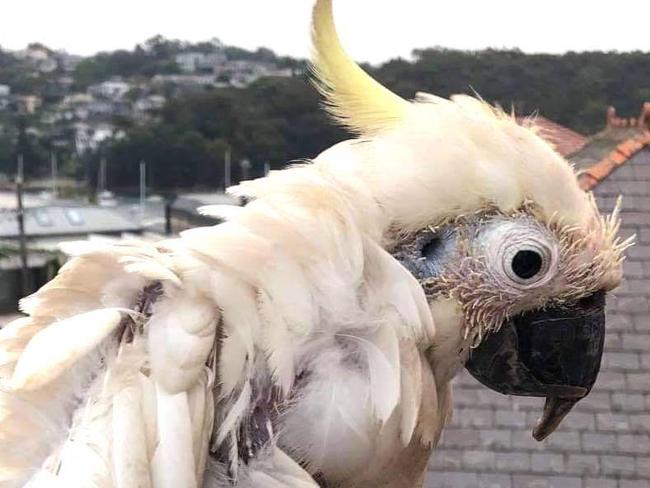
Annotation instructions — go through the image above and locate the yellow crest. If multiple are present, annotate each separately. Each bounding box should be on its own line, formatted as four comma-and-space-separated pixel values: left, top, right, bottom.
311, 0, 409, 135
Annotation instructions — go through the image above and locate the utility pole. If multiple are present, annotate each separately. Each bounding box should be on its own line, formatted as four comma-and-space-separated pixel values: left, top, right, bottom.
50, 152, 58, 198
16, 154, 30, 296
139, 161, 146, 226
224, 148, 231, 190
240, 158, 251, 182
97, 156, 107, 195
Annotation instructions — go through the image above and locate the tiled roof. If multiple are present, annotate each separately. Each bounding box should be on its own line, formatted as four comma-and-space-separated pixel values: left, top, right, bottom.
577, 130, 650, 191
0, 205, 142, 239
517, 115, 588, 157
573, 103, 650, 190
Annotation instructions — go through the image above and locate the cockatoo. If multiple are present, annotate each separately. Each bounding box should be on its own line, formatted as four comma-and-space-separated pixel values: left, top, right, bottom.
0, 1, 631, 487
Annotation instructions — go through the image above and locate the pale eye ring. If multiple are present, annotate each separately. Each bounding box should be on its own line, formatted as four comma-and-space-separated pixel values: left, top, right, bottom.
483, 219, 559, 289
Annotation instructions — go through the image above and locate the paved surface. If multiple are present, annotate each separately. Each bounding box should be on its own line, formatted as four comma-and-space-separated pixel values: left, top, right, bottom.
426, 149, 650, 487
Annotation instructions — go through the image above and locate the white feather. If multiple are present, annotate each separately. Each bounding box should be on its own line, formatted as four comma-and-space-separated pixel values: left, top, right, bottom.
120, 258, 182, 286
113, 385, 152, 488
49, 370, 114, 488
345, 324, 400, 423
258, 289, 295, 395
147, 294, 217, 393
398, 339, 422, 445
215, 380, 251, 447
187, 367, 215, 485
198, 204, 244, 221
210, 271, 259, 398
11, 308, 123, 391
151, 386, 197, 488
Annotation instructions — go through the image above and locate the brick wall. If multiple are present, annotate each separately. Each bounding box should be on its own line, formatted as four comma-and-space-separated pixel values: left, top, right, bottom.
425, 148, 650, 488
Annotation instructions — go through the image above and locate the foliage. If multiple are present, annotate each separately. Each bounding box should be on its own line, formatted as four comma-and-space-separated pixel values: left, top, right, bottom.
104, 75, 345, 190
1, 36, 650, 191
376, 48, 650, 134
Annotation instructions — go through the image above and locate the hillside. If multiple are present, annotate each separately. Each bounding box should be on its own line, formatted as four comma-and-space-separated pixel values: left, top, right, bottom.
0, 37, 648, 191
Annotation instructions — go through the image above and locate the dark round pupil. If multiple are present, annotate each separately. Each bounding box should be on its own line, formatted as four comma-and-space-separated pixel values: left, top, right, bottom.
511, 250, 543, 280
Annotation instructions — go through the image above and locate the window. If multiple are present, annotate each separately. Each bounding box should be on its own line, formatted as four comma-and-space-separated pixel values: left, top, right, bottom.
65, 209, 84, 226
34, 209, 52, 227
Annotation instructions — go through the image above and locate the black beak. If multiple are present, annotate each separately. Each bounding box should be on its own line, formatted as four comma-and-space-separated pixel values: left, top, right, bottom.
465, 290, 606, 440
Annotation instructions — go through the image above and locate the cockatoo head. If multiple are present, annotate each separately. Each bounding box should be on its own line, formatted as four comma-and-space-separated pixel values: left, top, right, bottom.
305, 0, 631, 440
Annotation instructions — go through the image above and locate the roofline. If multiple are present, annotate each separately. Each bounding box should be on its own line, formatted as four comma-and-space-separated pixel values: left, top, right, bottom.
578, 130, 650, 191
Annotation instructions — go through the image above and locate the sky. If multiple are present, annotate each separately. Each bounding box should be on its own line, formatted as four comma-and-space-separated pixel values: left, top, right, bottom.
2, 0, 649, 64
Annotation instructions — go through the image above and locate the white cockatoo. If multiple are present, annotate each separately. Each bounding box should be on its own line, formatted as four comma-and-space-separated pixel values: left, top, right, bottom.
0, 1, 631, 487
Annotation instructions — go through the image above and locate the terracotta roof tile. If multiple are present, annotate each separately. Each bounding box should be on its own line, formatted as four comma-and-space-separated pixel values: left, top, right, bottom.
609, 152, 627, 166
580, 135, 650, 189
616, 140, 643, 158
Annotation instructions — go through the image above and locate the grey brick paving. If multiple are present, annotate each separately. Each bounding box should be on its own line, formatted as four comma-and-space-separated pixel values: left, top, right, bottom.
426, 147, 650, 486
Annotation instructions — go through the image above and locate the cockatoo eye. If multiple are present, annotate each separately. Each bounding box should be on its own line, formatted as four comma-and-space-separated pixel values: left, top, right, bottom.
511, 250, 543, 279
503, 244, 550, 285
483, 220, 558, 289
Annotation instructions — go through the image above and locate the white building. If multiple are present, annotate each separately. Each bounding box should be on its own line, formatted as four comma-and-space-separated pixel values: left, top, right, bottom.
56, 51, 83, 72
0, 85, 11, 98
14, 46, 49, 62
152, 74, 216, 87
134, 95, 166, 114
74, 123, 114, 154
88, 80, 130, 100
15, 95, 42, 114
175, 52, 205, 73
38, 58, 58, 73
175, 52, 227, 73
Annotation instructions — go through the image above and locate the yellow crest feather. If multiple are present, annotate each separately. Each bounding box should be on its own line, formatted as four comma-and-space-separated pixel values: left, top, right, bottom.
311, 0, 408, 135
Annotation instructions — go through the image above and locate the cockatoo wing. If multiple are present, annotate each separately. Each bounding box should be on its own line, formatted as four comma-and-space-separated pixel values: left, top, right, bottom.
0, 169, 438, 488
0, 240, 196, 488
0, 221, 325, 488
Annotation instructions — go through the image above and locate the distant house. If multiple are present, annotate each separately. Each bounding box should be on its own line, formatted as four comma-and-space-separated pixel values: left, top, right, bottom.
88, 79, 130, 100
175, 52, 206, 73
200, 52, 227, 70
74, 123, 115, 154
175, 52, 227, 73
15, 46, 49, 62
0, 205, 143, 243
216, 60, 294, 88
134, 94, 166, 114
14, 95, 42, 114
152, 74, 216, 88
56, 51, 83, 72
62, 93, 94, 106
38, 57, 58, 73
